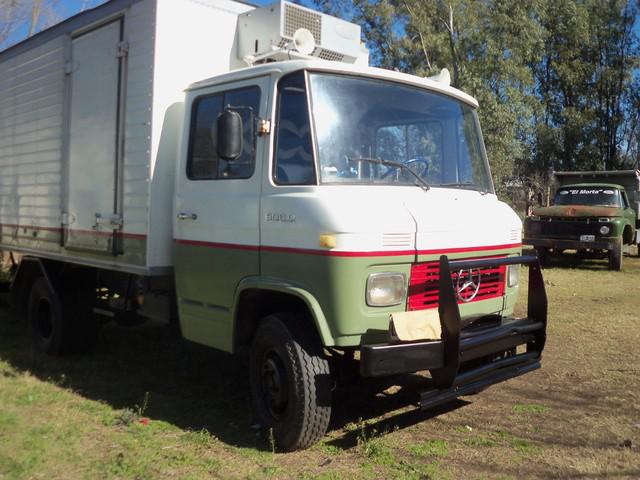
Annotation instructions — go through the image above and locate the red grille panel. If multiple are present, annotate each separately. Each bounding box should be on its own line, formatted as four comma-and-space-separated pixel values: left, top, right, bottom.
408, 257, 506, 311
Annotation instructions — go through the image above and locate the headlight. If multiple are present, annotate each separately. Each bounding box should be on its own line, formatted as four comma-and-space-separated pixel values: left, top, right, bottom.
599, 225, 610, 235
507, 264, 519, 288
366, 272, 406, 307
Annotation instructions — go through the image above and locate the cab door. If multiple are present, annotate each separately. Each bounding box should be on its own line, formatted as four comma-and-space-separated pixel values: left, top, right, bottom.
174, 76, 271, 352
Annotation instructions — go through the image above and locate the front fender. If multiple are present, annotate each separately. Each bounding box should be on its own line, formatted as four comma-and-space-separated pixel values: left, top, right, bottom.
232, 276, 335, 347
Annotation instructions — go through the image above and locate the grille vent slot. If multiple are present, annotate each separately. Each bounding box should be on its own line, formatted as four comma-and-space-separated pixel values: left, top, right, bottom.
283, 3, 322, 42
383, 233, 413, 247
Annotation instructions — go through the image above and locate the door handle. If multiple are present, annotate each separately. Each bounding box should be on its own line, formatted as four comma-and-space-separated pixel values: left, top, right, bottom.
177, 212, 198, 220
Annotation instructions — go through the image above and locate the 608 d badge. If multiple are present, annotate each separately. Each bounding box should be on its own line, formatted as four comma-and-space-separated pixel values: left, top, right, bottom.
266, 212, 296, 223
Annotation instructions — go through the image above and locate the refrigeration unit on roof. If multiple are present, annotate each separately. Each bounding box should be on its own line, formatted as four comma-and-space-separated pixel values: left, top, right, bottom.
237, 0, 368, 65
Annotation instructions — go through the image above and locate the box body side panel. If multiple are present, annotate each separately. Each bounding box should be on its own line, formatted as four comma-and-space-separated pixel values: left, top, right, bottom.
0, 0, 158, 274
147, 0, 254, 268
0, 35, 66, 252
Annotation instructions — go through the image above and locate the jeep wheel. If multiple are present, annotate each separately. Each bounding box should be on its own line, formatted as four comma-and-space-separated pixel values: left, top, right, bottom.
249, 313, 331, 451
608, 239, 623, 271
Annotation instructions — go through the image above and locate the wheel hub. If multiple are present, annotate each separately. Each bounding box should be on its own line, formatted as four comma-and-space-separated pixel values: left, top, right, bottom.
261, 351, 288, 417
36, 299, 53, 339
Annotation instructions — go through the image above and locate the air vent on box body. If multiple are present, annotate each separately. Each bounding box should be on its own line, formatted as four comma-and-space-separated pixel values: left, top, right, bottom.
283, 2, 322, 43
237, 1, 367, 66
316, 48, 344, 62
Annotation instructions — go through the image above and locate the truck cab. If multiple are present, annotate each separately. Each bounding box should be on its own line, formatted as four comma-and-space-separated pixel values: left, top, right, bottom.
173, 60, 547, 450
524, 178, 640, 270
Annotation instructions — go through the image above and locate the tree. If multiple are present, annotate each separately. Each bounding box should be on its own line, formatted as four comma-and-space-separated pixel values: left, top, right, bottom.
310, 0, 547, 195
0, 0, 61, 50
311, 0, 638, 200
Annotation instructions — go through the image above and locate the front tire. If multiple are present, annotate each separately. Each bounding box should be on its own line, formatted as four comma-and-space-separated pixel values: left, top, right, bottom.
608, 238, 622, 271
249, 313, 331, 451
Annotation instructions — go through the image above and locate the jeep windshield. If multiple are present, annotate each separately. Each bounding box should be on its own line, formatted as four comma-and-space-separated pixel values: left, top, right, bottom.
308, 73, 494, 193
553, 187, 622, 207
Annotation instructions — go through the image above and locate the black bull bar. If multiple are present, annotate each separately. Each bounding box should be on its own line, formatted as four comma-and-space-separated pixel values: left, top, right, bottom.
360, 254, 548, 410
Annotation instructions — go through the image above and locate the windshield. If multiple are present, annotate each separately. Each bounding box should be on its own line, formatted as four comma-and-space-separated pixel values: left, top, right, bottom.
308, 73, 493, 192
553, 187, 622, 207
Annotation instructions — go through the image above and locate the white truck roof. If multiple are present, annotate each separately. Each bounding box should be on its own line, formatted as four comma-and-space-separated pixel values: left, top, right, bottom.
187, 59, 480, 109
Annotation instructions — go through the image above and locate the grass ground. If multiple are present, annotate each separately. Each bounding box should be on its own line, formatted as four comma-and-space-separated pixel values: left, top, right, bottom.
0, 251, 639, 479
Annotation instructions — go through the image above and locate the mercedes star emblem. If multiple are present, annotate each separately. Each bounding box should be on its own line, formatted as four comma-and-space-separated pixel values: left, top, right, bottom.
456, 268, 482, 302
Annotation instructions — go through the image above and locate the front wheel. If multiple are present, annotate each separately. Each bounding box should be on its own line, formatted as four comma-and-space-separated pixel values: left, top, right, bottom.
608, 238, 623, 271
249, 313, 331, 451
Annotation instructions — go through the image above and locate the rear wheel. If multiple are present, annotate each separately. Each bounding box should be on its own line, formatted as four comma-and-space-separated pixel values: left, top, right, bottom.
28, 270, 99, 355
608, 238, 623, 271
28, 277, 65, 354
249, 313, 331, 451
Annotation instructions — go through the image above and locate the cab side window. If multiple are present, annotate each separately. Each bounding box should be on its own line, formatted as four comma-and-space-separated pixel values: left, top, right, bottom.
621, 190, 630, 208
188, 86, 261, 180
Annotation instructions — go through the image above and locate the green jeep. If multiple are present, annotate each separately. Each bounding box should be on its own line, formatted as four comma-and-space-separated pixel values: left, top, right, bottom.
524, 173, 640, 270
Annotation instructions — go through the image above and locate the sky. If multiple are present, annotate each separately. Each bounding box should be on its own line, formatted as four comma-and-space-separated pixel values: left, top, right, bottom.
0, 0, 278, 51
2, 0, 639, 52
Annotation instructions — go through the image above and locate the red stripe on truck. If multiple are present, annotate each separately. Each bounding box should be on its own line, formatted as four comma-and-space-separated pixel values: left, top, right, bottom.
174, 239, 522, 257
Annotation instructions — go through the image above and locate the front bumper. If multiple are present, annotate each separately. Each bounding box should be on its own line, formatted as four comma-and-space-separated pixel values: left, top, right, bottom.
359, 255, 547, 410
524, 236, 616, 251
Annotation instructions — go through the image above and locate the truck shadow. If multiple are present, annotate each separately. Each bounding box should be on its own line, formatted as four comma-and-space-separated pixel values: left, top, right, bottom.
0, 307, 462, 451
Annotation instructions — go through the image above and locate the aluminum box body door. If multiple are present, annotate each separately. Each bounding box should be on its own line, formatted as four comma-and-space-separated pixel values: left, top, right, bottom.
65, 20, 123, 253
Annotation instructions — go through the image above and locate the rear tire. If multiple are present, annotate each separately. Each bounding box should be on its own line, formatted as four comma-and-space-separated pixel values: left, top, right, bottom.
28, 270, 99, 355
608, 239, 622, 271
249, 313, 331, 451
28, 277, 66, 354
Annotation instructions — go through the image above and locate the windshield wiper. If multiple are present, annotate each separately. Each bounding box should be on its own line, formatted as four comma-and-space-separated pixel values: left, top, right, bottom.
439, 182, 488, 194
346, 156, 430, 191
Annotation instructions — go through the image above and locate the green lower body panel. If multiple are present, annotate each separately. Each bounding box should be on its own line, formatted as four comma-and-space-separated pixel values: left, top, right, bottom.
174, 241, 259, 351
172, 242, 521, 351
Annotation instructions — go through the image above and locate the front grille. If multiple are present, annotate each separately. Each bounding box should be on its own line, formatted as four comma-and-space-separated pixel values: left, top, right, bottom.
540, 216, 590, 222
408, 257, 506, 311
535, 219, 604, 237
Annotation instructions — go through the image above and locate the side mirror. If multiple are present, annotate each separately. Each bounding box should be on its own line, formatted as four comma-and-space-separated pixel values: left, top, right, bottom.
216, 110, 243, 161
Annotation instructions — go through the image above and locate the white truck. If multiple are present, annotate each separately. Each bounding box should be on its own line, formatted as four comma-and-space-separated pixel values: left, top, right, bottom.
0, 0, 547, 450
